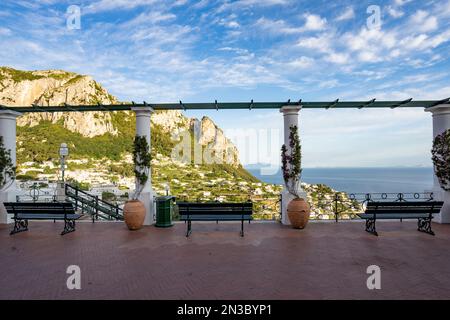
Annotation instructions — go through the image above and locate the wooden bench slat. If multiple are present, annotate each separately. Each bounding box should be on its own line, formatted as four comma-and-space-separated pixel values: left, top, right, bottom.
366, 201, 444, 207
180, 214, 252, 221
16, 214, 82, 220
365, 209, 442, 214
177, 202, 252, 207
359, 213, 429, 219
179, 210, 252, 214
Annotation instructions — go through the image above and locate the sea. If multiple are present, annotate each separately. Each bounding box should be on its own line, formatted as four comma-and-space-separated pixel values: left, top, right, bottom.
245, 166, 434, 194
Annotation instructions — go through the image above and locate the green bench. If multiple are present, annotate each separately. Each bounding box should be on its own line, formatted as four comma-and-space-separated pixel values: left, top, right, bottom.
357, 201, 444, 236
178, 202, 253, 237
4, 202, 82, 235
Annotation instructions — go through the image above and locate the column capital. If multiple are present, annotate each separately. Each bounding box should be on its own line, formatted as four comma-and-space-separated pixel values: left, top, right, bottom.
131, 106, 154, 115
425, 104, 450, 115
0, 109, 22, 119
280, 105, 302, 115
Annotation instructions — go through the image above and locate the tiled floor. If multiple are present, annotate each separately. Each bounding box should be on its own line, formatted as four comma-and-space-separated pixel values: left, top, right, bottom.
1, 220, 450, 299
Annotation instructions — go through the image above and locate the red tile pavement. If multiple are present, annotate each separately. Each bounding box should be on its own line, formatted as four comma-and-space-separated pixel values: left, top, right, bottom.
1, 220, 450, 300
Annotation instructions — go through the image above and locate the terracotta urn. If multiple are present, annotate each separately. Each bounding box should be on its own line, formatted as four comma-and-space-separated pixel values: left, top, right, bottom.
287, 198, 310, 229
124, 200, 146, 230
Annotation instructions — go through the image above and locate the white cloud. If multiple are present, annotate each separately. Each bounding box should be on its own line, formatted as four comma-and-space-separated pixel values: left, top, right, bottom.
410, 10, 438, 33
254, 17, 302, 35
335, 7, 355, 21
0, 27, 12, 36
173, 0, 189, 6
296, 34, 331, 52
286, 56, 314, 69
387, 6, 404, 18
84, 0, 160, 14
254, 14, 326, 35
325, 52, 349, 64
394, 0, 412, 6
302, 14, 327, 31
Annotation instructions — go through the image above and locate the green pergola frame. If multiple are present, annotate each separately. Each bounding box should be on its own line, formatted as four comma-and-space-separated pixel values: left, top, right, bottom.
1, 98, 449, 113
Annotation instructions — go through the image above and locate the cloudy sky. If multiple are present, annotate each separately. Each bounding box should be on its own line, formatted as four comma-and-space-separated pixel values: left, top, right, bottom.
1, 0, 449, 167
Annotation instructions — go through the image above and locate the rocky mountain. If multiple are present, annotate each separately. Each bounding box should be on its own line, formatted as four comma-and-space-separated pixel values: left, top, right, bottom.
0, 67, 361, 221
0, 67, 239, 166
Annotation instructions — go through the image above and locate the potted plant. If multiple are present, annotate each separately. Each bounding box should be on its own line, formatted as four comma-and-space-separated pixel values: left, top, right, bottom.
0, 136, 16, 192
124, 135, 151, 230
431, 129, 450, 191
281, 125, 310, 229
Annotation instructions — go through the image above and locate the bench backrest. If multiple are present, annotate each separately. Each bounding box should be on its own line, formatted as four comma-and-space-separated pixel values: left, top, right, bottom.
177, 202, 253, 216
3, 202, 76, 215
365, 201, 444, 215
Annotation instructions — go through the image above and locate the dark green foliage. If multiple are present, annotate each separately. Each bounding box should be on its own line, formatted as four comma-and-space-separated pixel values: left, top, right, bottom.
66, 178, 91, 191
281, 125, 302, 197
17, 120, 133, 162
15, 174, 36, 181
102, 191, 116, 202
206, 164, 260, 183
152, 123, 175, 157
109, 163, 134, 177
0, 136, 16, 188
133, 135, 151, 199
432, 129, 450, 191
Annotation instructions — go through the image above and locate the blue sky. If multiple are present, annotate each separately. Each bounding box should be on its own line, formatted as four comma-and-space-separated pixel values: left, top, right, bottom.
1, 0, 450, 167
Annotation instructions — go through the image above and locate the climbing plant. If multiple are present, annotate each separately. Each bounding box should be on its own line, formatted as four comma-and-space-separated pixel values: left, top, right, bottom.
431, 129, 450, 191
281, 125, 302, 198
0, 136, 16, 191
132, 135, 152, 199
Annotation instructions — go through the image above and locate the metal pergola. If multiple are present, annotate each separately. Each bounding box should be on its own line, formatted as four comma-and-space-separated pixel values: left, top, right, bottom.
1, 98, 449, 113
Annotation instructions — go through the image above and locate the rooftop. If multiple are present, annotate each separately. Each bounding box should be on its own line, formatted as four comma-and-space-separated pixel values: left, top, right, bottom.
2, 220, 450, 300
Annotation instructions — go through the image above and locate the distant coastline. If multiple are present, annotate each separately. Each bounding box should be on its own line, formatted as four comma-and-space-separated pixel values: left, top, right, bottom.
245, 166, 434, 194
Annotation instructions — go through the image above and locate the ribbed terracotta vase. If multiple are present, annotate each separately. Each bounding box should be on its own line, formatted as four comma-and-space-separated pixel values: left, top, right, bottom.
287, 198, 310, 229
124, 200, 146, 230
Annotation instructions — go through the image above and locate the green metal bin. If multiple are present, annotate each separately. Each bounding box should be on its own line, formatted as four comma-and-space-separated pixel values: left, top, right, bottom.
155, 195, 175, 227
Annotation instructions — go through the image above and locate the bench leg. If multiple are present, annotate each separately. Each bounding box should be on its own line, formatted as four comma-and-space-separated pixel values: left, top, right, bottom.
186, 220, 192, 237
365, 219, 378, 236
418, 218, 434, 236
10, 219, 28, 235
61, 219, 76, 235
240, 220, 244, 237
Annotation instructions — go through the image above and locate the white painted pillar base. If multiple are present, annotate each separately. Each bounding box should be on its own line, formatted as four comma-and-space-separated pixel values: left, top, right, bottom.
132, 107, 155, 226
0, 184, 21, 224
0, 110, 22, 225
280, 105, 305, 226
426, 104, 450, 224
56, 182, 66, 202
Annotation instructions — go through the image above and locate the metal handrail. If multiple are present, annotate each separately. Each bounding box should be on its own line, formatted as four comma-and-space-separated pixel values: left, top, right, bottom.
65, 184, 123, 220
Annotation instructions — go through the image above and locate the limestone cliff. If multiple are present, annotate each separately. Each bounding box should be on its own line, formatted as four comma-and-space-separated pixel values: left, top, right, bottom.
0, 67, 240, 166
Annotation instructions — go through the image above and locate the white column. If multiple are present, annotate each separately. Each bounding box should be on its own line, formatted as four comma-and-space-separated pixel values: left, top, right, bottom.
279, 106, 307, 225
0, 110, 22, 224
425, 104, 450, 223
132, 107, 154, 226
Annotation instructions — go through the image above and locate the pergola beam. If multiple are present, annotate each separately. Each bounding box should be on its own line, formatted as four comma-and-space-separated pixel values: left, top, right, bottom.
1, 99, 447, 113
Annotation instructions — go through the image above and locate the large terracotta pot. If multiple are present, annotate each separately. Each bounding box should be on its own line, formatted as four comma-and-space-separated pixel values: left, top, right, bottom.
287, 198, 310, 229
124, 200, 146, 230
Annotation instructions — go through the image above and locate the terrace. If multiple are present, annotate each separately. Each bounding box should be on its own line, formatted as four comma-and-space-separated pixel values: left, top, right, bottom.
2, 220, 450, 300
1, 99, 450, 301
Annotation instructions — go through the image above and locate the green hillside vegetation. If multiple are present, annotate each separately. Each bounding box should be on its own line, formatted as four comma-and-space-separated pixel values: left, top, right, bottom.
0, 67, 76, 83
0, 67, 44, 82
16, 111, 258, 184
